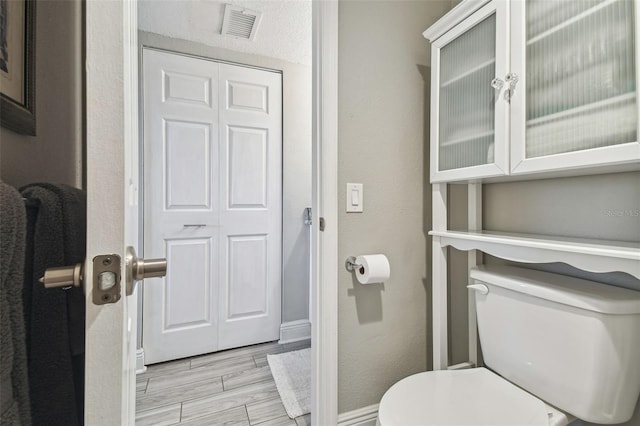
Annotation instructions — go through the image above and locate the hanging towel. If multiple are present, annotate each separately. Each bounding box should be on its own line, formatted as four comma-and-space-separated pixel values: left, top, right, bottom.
27, 183, 86, 423
0, 182, 31, 426
20, 184, 82, 426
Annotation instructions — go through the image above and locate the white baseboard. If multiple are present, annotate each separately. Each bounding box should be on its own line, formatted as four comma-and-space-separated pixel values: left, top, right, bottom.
135, 348, 147, 374
278, 319, 311, 344
338, 404, 379, 426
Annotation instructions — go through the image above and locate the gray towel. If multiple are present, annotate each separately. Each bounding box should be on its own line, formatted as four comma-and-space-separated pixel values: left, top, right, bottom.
20, 185, 80, 426
0, 182, 31, 426
24, 183, 86, 423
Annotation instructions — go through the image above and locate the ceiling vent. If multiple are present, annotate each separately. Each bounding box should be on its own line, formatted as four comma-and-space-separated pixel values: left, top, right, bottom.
221, 4, 262, 40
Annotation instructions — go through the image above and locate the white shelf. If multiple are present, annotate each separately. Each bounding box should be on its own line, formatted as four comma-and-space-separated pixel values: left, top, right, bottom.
527, 92, 636, 126
441, 58, 495, 88
429, 230, 640, 279
527, 0, 619, 46
441, 130, 494, 147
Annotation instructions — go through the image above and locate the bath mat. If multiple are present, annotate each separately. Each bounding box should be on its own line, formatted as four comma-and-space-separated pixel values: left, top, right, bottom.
267, 348, 311, 418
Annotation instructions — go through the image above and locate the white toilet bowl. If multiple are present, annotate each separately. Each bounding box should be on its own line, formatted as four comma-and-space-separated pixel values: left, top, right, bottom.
376, 367, 570, 426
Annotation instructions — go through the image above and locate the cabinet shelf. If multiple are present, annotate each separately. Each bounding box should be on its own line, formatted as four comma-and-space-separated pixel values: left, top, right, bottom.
441, 130, 494, 147
527, 0, 619, 46
527, 92, 636, 126
429, 230, 640, 279
441, 59, 495, 88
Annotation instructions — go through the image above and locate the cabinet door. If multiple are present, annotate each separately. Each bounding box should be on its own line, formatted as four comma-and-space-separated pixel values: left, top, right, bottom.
430, 0, 509, 183
510, 0, 640, 175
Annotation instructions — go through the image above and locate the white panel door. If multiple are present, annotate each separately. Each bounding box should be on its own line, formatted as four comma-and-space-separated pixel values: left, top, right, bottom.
218, 63, 282, 350
143, 49, 220, 363
143, 50, 282, 363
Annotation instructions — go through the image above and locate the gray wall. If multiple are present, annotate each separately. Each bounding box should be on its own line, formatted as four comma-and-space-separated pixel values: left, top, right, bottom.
0, 0, 83, 189
337, 0, 451, 413
138, 32, 312, 326
484, 172, 640, 244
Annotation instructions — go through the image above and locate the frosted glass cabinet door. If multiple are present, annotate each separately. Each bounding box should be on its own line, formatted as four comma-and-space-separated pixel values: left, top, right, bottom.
430, 0, 509, 183
510, 0, 640, 174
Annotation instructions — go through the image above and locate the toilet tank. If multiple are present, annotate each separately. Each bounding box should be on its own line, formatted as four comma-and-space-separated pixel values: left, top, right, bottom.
469, 265, 640, 424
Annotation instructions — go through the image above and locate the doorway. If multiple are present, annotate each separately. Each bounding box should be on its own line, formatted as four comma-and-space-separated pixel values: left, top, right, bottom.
82, 0, 339, 423
141, 48, 284, 364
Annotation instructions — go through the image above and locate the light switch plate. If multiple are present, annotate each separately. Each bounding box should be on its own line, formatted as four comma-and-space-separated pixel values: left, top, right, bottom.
346, 183, 363, 213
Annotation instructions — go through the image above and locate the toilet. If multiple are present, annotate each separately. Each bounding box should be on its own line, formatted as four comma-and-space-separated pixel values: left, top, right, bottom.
377, 265, 640, 426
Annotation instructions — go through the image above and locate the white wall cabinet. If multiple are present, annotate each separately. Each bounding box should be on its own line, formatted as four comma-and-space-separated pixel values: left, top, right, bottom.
425, 0, 640, 183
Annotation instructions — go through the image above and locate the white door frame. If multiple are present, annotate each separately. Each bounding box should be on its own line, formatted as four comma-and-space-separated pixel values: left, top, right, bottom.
85, 0, 338, 424
311, 0, 339, 424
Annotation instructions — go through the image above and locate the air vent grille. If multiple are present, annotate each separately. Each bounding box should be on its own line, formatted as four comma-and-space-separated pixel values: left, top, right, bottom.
221, 5, 262, 40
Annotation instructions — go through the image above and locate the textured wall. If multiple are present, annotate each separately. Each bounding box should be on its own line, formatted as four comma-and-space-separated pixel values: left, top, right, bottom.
0, 0, 83, 189
484, 172, 640, 243
337, 0, 452, 413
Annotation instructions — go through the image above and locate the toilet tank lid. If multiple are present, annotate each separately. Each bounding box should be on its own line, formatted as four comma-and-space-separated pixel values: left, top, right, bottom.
470, 265, 640, 315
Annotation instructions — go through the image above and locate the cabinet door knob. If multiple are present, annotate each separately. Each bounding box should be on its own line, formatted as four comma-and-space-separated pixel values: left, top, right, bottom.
490, 77, 504, 90
504, 73, 519, 102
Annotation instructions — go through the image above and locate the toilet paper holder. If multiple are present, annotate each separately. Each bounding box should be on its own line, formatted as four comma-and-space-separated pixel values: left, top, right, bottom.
345, 256, 364, 273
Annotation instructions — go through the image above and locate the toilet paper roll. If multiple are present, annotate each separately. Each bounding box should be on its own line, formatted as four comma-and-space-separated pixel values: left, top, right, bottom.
355, 254, 390, 284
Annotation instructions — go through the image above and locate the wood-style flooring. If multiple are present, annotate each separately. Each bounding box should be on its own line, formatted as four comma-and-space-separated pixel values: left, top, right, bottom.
136, 340, 312, 426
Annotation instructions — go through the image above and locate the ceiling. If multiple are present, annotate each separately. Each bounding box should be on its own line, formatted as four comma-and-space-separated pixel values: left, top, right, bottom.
138, 0, 312, 66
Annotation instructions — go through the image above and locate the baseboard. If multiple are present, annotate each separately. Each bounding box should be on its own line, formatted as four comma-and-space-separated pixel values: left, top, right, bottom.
338, 404, 379, 426
135, 348, 147, 374
278, 319, 311, 344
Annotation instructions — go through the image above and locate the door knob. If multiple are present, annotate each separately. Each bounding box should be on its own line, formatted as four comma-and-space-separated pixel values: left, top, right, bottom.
504, 73, 519, 102
490, 77, 504, 91
125, 246, 167, 295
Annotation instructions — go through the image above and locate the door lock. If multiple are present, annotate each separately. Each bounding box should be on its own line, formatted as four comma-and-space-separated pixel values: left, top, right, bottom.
39, 256, 123, 305
125, 246, 167, 296
92, 254, 122, 305
39, 249, 164, 305
39, 263, 83, 289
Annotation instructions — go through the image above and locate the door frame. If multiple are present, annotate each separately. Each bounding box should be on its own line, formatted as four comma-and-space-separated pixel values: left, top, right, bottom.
86, 0, 339, 424
311, 0, 338, 424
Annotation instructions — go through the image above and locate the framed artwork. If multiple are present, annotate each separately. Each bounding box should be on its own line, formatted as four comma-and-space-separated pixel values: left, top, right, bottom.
1, 0, 35, 135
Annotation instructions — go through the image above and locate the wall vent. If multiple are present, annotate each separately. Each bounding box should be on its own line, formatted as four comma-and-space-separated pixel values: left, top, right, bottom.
221, 5, 262, 40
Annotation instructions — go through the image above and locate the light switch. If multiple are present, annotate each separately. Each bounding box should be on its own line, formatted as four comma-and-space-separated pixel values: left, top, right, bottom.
346, 183, 363, 213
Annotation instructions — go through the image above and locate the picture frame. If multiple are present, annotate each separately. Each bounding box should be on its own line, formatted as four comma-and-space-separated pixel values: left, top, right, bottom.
1, 0, 36, 135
